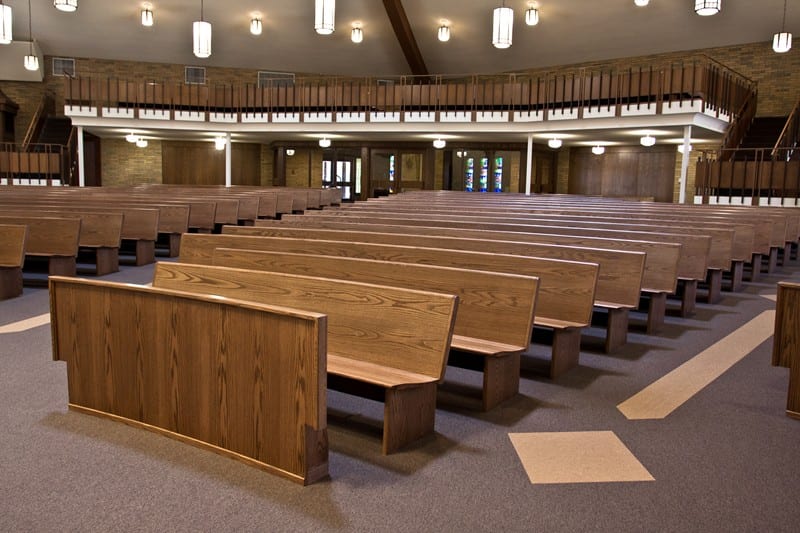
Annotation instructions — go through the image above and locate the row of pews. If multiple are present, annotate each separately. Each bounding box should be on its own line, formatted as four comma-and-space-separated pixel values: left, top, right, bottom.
0, 184, 341, 298
36, 188, 800, 485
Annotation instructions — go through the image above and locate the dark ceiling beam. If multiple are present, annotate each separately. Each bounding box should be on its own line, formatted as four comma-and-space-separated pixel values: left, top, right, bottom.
382, 0, 429, 76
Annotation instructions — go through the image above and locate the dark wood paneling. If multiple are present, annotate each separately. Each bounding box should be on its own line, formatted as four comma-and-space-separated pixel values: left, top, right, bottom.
569, 146, 676, 202
162, 141, 261, 185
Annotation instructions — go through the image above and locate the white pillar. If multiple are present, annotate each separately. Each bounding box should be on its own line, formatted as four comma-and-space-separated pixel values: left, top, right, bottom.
225, 132, 232, 187
525, 134, 533, 196
77, 126, 85, 187
678, 125, 692, 204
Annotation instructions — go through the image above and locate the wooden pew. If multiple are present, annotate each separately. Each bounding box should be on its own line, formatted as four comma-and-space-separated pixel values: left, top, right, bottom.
152, 262, 458, 454
773, 281, 800, 419
210, 249, 540, 411
0, 216, 81, 277
275, 215, 685, 328
0, 224, 27, 300
49, 276, 329, 485
178, 234, 599, 379
221, 225, 645, 353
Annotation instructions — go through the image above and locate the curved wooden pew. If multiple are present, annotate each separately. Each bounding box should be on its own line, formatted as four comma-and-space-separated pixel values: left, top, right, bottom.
210, 249, 540, 411
49, 276, 329, 485
221, 225, 645, 354
152, 262, 458, 454
179, 234, 597, 379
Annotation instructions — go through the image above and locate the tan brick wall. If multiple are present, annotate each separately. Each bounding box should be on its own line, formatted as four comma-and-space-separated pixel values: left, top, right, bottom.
101, 138, 162, 185
0, 82, 48, 144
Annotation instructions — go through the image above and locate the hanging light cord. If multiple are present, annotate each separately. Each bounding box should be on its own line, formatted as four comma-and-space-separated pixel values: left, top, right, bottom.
781, 0, 787, 32
201, 0, 204, 22
28, 0, 33, 53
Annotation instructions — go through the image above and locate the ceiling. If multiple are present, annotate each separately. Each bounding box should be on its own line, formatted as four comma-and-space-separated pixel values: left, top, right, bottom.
12, 0, 797, 76
10, 0, 795, 147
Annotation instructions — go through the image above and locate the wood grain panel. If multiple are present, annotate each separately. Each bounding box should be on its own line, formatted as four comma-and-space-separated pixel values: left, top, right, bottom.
49, 277, 328, 485
569, 146, 676, 202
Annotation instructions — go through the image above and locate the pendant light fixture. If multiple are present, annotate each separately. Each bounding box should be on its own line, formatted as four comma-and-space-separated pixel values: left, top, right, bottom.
193, 0, 212, 58
141, 4, 154, 27
351, 23, 363, 43
23, 0, 38, 71
438, 22, 451, 42
525, 6, 539, 26
214, 136, 226, 151
634, 0, 649, 6
773, 0, 792, 53
694, 0, 720, 17
547, 138, 562, 149
136, 138, 148, 148
319, 137, 331, 148
0, 1, 12, 45
315, 0, 335, 35
592, 145, 606, 155
433, 139, 446, 149
492, 2, 514, 49
53, 0, 78, 13
125, 132, 139, 143
640, 134, 656, 147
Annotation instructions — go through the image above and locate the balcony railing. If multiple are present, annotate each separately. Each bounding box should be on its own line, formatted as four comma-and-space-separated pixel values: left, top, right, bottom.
0, 142, 70, 186
63, 58, 755, 125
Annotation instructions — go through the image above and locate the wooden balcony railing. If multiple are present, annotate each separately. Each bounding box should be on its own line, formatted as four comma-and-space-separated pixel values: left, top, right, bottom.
695, 147, 800, 203
772, 96, 800, 161
0, 142, 70, 185
63, 58, 755, 123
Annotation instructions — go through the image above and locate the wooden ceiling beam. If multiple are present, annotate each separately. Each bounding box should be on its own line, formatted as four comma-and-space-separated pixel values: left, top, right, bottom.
382, 0, 429, 77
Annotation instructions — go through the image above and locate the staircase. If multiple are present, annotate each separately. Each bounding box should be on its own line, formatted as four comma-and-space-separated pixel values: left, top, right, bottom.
732, 116, 787, 159
35, 116, 73, 147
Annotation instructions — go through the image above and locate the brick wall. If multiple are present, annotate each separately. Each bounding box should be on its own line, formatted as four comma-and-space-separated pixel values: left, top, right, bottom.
101, 138, 162, 185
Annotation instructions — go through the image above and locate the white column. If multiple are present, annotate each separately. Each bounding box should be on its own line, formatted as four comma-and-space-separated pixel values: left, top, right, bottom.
225, 132, 232, 187
678, 125, 692, 204
525, 134, 533, 196
77, 126, 85, 187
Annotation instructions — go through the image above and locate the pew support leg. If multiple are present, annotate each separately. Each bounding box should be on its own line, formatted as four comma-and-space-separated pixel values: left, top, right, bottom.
550, 328, 582, 379
0, 266, 23, 300
779, 243, 792, 267
49, 256, 77, 277
135, 240, 156, 266
482, 352, 521, 412
706, 269, 723, 304
605, 308, 629, 353
727, 261, 744, 292
169, 234, 182, 257
749, 254, 762, 282
766, 247, 779, 274
677, 279, 697, 316
383, 384, 437, 455
644, 292, 667, 334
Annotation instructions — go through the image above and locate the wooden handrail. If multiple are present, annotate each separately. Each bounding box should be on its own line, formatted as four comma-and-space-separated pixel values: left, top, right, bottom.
771, 96, 800, 159
718, 86, 758, 161
21, 92, 55, 150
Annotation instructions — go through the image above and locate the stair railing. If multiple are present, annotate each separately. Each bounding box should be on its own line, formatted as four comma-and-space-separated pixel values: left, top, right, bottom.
771, 96, 800, 161
21, 91, 56, 150
718, 86, 758, 161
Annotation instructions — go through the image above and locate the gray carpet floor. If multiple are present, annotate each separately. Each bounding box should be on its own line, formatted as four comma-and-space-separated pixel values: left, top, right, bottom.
1, 260, 799, 532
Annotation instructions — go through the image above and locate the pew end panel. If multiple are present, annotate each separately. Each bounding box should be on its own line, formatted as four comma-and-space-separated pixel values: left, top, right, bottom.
48, 276, 329, 485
